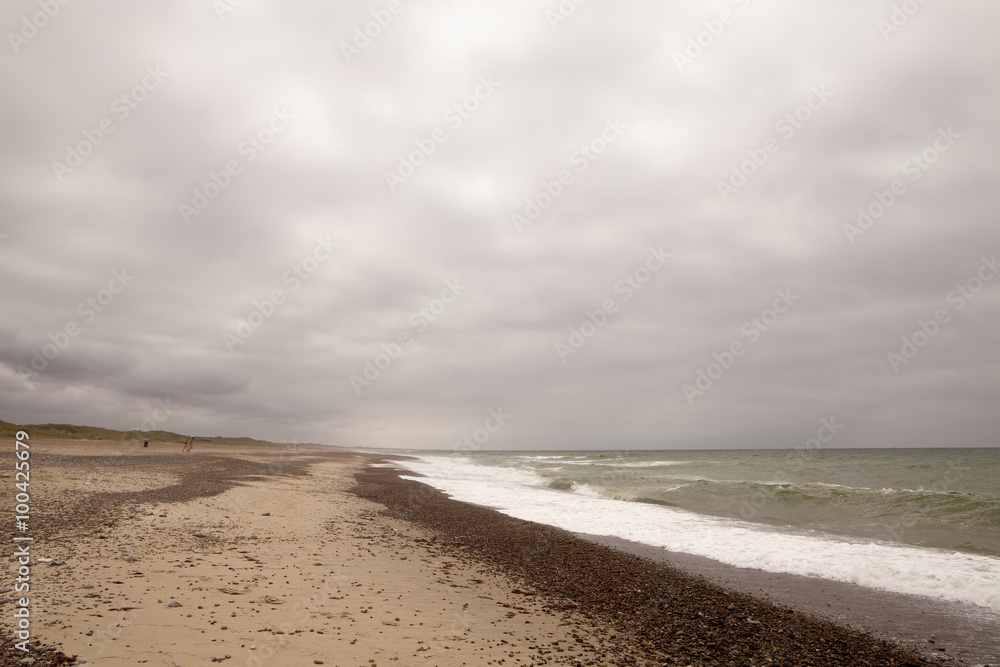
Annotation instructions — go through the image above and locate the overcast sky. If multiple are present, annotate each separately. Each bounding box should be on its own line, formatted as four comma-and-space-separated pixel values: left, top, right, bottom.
2, 1, 998, 450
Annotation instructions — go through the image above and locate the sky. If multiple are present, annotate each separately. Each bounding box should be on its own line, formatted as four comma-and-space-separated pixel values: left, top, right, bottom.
1, 1, 998, 450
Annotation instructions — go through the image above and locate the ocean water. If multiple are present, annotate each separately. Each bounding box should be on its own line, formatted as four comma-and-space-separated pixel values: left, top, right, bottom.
388, 448, 1000, 610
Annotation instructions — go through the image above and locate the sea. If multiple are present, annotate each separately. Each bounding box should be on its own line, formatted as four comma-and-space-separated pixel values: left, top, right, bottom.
385, 448, 1000, 611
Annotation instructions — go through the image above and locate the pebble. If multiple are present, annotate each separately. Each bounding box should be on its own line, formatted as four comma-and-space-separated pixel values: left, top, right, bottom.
354, 465, 938, 667
0, 452, 317, 667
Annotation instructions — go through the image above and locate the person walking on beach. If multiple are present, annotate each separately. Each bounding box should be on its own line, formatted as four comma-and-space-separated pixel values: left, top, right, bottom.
182, 436, 194, 453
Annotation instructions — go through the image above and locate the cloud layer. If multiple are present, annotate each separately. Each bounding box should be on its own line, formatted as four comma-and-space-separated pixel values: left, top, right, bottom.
2, 0, 998, 449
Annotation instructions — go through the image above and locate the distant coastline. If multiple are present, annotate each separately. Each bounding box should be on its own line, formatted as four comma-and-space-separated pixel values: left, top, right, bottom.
0, 418, 331, 449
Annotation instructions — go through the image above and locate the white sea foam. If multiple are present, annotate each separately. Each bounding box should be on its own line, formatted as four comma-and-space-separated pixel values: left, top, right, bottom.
564, 481, 606, 498
603, 460, 691, 468
393, 455, 1000, 610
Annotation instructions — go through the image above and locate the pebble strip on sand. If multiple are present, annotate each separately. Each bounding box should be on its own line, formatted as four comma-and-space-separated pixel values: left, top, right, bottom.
0, 450, 311, 667
3, 443, 667, 666
353, 463, 943, 667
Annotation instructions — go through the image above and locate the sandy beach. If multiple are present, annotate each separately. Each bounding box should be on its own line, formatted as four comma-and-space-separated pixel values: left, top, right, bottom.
6, 3, 1000, 663
2, 440, 645, 666
0, 439, 960, 666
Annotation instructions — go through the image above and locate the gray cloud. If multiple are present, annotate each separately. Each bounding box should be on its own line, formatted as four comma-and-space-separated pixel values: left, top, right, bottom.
2, 0, 998, 449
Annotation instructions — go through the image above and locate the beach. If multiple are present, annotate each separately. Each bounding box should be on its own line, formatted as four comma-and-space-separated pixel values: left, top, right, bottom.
0, 440, 972, 665
2, 440, 646, 666
6, 2, 1000, 663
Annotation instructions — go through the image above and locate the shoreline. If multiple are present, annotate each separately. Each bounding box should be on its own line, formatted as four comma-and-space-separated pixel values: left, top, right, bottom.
576, 533, 999, 665
0, 440, 987, 666
368, 454, 1000, 664
354, 460, 964, 666
1, 440, 651, 666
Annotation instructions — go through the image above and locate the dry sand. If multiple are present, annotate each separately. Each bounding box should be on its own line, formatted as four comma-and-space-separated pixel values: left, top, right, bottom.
1, 440, 636, 666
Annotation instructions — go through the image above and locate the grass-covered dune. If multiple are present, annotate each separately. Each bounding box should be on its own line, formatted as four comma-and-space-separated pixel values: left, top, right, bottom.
0, 418, 313, 448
